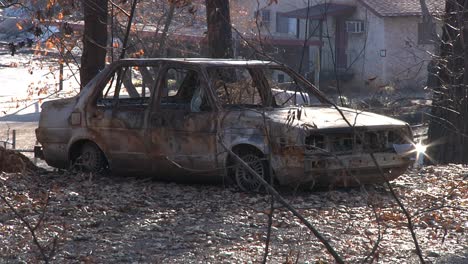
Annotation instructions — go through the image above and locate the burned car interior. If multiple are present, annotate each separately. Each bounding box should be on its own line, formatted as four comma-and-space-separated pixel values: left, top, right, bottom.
36, 59, 415, 192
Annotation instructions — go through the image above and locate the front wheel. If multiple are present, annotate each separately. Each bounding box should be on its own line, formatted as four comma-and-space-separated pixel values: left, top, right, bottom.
234, 152, 269, 192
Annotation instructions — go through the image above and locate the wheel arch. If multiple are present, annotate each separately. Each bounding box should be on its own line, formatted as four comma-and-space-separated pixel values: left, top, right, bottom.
68, 138, 109, 166
225, 143, 272, 178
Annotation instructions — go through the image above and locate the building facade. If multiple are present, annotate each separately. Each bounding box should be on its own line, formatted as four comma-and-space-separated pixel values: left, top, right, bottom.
233, 0, 444, 92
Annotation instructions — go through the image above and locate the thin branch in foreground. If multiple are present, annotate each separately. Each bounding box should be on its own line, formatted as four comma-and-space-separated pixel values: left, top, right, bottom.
369, 153, 425, 264
362, 203, 383, 264
262, 196, 274, 264
219, 138, 345, 264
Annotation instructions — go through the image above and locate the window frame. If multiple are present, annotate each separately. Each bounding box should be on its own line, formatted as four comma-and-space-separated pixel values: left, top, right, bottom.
346, 20, 365, 34
95, 64, 158, 109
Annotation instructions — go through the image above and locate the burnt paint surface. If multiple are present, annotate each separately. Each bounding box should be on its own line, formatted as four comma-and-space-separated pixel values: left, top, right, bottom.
148, 109, 218, 181
87, 103, 150, 174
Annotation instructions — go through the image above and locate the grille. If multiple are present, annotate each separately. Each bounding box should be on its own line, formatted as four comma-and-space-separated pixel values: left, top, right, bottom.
305, 128, 411, 154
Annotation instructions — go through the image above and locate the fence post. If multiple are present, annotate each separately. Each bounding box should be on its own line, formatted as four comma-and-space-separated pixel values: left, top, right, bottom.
59, 61, 64, 91
12, 129, 16, 150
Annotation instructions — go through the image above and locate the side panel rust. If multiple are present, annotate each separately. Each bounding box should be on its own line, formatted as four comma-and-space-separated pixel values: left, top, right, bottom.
148, 109, 218, 180
86, 104, 150, 174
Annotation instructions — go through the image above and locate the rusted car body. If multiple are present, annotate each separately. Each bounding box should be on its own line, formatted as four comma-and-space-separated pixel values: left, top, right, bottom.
36, 58, 414, 191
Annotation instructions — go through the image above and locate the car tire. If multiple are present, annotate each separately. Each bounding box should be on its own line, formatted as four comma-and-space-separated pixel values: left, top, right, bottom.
234, 150, 270, 192
76, 142, 107, 173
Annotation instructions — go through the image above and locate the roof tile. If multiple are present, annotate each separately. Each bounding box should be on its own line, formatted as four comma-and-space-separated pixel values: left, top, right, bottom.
358, 0, 445, 16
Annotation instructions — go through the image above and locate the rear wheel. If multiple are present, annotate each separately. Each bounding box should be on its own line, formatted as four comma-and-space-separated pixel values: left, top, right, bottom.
75, 142, 107, 173
234, 151, 269, 192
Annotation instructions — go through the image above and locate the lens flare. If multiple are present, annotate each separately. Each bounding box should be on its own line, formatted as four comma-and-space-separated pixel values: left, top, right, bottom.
414, 142, 427, 154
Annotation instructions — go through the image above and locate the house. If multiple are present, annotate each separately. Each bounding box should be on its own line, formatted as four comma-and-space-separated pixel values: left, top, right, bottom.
234, 0, 445, 93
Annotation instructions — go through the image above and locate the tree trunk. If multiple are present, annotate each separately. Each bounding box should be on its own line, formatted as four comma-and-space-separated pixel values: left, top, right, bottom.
80, 0, 108, 88
427, 0, 468, 164
206, 0, 233, 58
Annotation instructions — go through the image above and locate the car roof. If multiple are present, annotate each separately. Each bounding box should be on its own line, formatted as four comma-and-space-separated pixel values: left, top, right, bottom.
117, 58, 280, 67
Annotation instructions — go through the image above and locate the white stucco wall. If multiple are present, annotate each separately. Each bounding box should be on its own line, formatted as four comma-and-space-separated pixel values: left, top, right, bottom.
382, 16, 436, 90
344, 1, 387, 91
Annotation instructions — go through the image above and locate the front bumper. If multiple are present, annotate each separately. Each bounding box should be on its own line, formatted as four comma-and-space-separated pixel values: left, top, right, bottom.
273, 150, 413, 187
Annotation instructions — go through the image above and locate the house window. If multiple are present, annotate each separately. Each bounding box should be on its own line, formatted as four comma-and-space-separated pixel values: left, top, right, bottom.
255, 9, 271, 28
308, 19, 321, 37
418, 22, 435, 45
277, 73, 285, 83
261, 10, 271, 28
276, 13, 297, 36
346, 20, 365, 33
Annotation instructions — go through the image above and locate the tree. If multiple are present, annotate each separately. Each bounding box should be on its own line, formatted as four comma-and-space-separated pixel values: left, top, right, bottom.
427, 0, 468, 163
80, 0, 108, 88
205, 0, 233, 58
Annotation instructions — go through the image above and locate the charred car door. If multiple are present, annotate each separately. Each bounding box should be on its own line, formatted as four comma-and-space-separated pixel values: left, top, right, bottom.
148, 65, 218, 180
87, 64, 159, 174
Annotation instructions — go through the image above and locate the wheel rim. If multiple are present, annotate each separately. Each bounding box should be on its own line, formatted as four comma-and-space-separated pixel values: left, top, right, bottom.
235, 154, 265, 192
80, 144, 102, 172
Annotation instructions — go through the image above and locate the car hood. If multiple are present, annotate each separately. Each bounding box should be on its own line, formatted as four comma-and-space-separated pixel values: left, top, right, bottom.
266, 106, 407, 130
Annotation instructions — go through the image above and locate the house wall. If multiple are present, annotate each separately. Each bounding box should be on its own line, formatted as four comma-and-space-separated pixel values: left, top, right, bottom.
352, 6, 386, 90
382, 16, 436, 91
343, 0, 387, 92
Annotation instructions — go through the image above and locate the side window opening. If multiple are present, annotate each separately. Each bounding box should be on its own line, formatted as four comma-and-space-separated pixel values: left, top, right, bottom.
208, 67, 263, 107
98, 65, 158, 108
160, 68, 210, 112
265, 69, 322, 107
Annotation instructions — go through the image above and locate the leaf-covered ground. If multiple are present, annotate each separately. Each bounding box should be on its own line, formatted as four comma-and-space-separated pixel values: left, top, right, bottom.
0, 165, 466, 263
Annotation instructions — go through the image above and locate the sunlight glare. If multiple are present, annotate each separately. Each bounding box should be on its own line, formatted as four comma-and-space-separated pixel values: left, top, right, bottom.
415, 142, 427, 154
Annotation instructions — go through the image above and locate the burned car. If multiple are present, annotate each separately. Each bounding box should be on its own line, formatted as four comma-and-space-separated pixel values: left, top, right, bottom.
36, 59, 414, 191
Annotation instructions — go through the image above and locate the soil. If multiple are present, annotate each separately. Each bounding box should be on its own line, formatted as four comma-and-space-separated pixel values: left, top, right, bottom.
0, 165, 466, 263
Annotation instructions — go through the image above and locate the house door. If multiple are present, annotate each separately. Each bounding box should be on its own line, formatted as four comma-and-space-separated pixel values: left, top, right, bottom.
335, 18, 348, 69
148, 66, 218, 181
